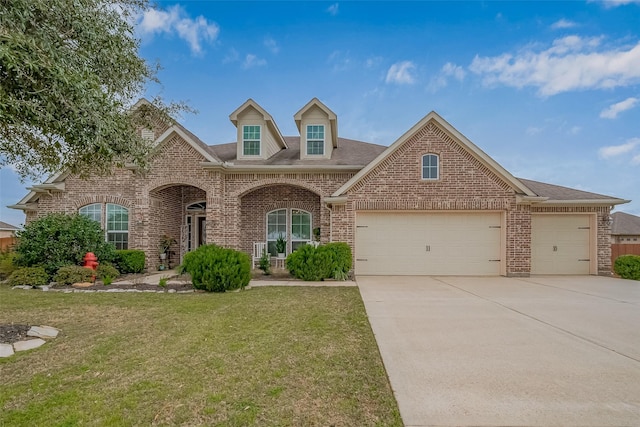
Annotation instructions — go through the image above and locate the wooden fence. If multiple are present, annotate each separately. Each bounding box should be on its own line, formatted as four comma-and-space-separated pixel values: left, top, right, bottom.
0, 237, 17, 251
611, 244, 640, 268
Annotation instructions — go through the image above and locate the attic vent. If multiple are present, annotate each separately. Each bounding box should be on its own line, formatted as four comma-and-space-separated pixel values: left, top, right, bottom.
141, 128, 155, 142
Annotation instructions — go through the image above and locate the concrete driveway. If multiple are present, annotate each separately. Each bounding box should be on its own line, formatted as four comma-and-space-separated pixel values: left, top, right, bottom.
357, 276, 640, 427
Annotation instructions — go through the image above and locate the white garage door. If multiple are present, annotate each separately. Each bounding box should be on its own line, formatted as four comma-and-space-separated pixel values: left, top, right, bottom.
531, 214, 592, 275
355, 212, 502, 276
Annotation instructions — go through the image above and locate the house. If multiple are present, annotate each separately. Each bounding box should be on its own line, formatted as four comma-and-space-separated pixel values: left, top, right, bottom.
611, 212, 640, 244
610, 212, 640, 266
9, 98, 630, 276
0, 221, 19, 251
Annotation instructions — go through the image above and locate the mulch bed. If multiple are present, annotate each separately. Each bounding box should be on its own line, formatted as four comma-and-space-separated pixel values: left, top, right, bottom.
0, 324, 30, 344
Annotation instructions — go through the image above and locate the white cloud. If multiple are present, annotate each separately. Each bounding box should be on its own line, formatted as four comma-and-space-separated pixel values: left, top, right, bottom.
569, 126, 582, 135
138, 5, 219, 55
428, 62, 465, 91
469, 35, 640, 96
242, 54, 267, 69
633, 154, 640, 165
385, 61, 417, 85
551, 19, 577, 29
365, 56, 383, 69
599, 0, 640, 8
598, 138, 640, 158
599, 97, 639, 118
223, 48, 239, 64
526, 126, 543, 135
264, 37, 280, 54
327, 3, 339, 15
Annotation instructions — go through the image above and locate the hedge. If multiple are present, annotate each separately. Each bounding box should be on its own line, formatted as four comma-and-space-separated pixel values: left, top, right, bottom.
180, 244, 251, 292
115, 250, 145, 274
286, 242, 352, 281
614, 255, 640, 280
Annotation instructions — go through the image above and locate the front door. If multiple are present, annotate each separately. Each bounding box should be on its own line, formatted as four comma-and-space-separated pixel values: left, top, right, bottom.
197, 216, 206, 247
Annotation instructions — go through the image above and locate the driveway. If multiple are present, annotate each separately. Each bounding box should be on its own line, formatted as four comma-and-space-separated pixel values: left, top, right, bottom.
357, 276, 640, 427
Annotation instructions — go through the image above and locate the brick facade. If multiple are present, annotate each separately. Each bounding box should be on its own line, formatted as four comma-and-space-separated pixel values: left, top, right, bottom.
19, 114, 615, 276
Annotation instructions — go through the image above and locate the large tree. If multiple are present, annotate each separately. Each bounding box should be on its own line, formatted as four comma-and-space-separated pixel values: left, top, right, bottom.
0, 0, 184, 179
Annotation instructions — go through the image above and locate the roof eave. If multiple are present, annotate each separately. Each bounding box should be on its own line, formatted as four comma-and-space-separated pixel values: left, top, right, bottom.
534, 198, 630, 207
200, 162, 363, 173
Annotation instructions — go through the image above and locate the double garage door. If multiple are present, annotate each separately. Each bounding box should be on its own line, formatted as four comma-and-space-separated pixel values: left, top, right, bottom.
355, 212, 503, 276
355, 211, 594, 276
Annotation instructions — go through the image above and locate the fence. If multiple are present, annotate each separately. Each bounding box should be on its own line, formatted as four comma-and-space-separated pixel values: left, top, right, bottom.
611, 244, 640, 269
0, 237, 17, 251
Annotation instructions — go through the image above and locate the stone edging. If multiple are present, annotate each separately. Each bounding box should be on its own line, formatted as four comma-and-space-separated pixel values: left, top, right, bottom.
0, 325, 60, 358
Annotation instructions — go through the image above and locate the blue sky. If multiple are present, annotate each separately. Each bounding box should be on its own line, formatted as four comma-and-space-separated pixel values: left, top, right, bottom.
2, 0, 640, 227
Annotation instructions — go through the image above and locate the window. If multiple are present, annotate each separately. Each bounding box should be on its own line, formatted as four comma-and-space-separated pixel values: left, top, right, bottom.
266, 209, 312, 256
243, 125, 261, 156
107, 204, 129, 250
78, 203, 129, 250
422, 154, 439, 180
79, 203, 101, 223
306, 125, 324, 155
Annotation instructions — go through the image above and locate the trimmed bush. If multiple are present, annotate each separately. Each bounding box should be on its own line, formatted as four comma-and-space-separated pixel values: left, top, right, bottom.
7, 267, 49, 287
97, 263, 120, 281
286, 244, 331, 281
14, 213, 115, 278
0, 250, 18, 280
286, 242, 353, 281
115, 250, 145, 274
180, 244, 251, 292
614, 255, 640, 280
323, 242, 352, 277
54, 265, 94, 285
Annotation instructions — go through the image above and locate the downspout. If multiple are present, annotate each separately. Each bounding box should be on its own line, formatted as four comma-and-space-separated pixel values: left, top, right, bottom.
323, 201, 333, 242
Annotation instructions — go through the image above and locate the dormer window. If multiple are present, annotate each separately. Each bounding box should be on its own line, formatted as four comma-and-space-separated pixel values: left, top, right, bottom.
306, 125, 325, 155
243, 125, 261, 156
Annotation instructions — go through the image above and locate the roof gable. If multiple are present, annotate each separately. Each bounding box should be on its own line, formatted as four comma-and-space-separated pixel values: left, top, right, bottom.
294, 98, 338, 148
333, 111, 535, 197
229, 99, 287, 149
153, 125, 221, 164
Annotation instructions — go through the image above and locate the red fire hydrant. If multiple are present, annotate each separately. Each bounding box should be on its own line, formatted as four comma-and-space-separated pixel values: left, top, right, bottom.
83, 252, 99, 281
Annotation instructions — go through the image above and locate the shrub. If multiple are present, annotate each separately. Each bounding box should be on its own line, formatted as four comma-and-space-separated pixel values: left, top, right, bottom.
259, 250, 271, 275
115, 250, 145, 274
54, 265, 94, 285
614, 255, 640, 280
97, 263, 120, 281
0, 250, 18, 280
14, 213, 115, 278
286, 242, 353, 281
323, 242, 352, 278
7, 267, 49, 287
286, 244, 332, 281
180, 244, 251, 292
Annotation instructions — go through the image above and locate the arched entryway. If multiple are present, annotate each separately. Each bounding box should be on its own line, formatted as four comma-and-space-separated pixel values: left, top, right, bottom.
239, 184, 321, 256
148, 184, 207, 268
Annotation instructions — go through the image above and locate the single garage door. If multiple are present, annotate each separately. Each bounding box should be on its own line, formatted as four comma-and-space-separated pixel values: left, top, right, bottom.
355, 211, 502, 276
531, 214, 592, 275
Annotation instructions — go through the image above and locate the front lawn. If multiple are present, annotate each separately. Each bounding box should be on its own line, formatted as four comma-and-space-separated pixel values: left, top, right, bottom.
0, 286, 401, 426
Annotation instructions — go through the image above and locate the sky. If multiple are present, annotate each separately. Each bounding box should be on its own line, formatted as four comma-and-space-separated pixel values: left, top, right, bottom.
2, 0, 640, 227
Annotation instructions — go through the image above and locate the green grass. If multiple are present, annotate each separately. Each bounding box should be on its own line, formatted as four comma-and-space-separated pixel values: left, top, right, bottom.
0, 286, 401, 426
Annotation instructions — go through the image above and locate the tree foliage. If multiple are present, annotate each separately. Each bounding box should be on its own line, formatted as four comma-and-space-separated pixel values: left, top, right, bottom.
0, 0, 186, 179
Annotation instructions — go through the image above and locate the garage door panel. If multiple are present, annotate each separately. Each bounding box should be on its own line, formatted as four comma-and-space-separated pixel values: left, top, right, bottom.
356, 212, 501, 276
531, 214, 591, 275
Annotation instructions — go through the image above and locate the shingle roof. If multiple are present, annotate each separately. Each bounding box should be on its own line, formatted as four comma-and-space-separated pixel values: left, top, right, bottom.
0, 221, 18, 230
517, 178, 618, 201
209, 137, 387, 166
611, 212, 640, 236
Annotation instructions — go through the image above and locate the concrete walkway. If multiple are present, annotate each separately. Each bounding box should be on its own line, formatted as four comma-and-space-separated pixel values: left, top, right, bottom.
112, 270, 356, 287
358, 275, 640, 427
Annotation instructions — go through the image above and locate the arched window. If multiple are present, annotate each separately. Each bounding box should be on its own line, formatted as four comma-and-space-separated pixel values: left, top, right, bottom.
266, 208, 312, 256
422, 154, 439, 180
78, 203, 129, 249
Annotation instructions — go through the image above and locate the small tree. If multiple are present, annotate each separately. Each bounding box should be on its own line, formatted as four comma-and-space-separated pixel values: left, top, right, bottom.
15, 213, 115, 277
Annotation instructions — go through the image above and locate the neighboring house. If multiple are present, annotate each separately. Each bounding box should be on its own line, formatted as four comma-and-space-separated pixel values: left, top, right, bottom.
611, 212, 640, 244
9, 98, 630, 276
0, 221, 18, 239
0, 221, 19, 251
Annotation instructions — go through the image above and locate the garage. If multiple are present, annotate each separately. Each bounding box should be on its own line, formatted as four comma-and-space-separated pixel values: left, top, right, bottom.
355, 211, 503, 276
531, 214, 594, 275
